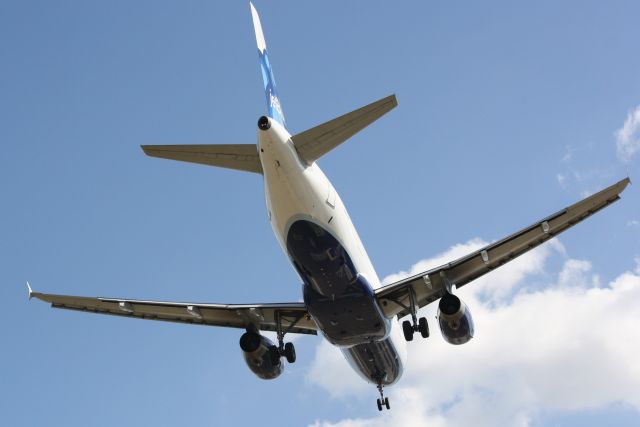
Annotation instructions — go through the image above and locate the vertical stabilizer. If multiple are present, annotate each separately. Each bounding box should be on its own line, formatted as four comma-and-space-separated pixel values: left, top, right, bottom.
250, 3, 286, 128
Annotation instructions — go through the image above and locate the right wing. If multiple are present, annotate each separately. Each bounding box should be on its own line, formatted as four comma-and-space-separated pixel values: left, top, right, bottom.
141, 144, 263, 174
29, 287, 317, 335
376, 177, 631, 319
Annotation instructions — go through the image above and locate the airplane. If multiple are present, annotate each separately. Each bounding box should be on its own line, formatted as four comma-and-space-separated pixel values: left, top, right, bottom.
29, 3, 630, 412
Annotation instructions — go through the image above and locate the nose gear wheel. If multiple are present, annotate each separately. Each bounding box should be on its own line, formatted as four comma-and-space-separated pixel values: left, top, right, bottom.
375, 382, 391, 411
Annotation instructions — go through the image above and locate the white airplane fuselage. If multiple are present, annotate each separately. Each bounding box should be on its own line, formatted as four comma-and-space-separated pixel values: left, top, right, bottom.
258, 118, 407, 386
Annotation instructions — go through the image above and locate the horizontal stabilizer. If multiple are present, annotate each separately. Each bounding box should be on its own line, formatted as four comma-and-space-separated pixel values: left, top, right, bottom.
291, 94, 397, 164
142, 144, 263, 174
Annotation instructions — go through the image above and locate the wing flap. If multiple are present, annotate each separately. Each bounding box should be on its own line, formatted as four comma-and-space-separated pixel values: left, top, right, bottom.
376, 177, 631, 319
141, 144, 263, 174
31, 290, 317, 335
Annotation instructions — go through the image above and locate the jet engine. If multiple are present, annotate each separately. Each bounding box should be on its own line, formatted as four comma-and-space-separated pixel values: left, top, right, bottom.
437, 293, 474, 345
239, 331, 283, 380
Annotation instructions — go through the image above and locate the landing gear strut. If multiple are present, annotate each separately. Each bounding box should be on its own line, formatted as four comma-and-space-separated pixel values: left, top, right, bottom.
402, 288, 429, 341
275, 311, 296, 363
376, 382, 390, 411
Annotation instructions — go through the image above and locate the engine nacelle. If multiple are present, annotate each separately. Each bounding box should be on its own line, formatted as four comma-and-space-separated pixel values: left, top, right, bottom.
437, 293, 474, 345
239, 331, 283, 380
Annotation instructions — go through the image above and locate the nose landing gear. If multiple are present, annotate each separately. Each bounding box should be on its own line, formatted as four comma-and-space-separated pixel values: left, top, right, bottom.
376, 382, 390, 411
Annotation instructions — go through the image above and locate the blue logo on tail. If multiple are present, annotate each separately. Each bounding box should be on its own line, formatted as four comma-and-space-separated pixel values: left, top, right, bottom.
258, 49, 286, 128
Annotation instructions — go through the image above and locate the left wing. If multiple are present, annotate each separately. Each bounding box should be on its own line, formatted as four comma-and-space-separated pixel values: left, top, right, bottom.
376, 177, 631, 319
28, 286, 317, 335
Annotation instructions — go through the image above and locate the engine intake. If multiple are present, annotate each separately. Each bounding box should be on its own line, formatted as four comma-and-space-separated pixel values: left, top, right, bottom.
437, 293, 474, 345
239, 331, 283, 380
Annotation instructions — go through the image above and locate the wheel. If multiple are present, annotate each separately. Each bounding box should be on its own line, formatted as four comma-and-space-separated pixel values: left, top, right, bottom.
402, 320, 414, 341
284, 342, 296, 363
384, 397, 390, 410
268, 345, 281, 365
376, 398, 383, 411
418, 317, 429, 338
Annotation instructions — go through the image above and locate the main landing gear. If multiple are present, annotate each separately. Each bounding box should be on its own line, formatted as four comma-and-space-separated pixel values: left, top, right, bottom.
376, 382, 390, 411
402, 288, 429, 341
269, 311, 296, 364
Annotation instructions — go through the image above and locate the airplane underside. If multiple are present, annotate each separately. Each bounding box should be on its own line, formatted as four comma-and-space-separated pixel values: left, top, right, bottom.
286, 219, 403, 388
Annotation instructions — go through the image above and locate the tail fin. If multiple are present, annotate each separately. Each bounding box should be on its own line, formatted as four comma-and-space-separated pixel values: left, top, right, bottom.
250, 2, 286, 128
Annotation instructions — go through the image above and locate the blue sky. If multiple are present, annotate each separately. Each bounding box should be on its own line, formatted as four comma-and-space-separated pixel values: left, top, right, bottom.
2, 1, 639, 426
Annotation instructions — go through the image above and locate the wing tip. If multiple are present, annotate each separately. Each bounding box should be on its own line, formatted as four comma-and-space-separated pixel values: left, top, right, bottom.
388, 94, 398, 108
141, 145, 162, 158
616, 176, 632, 195
27, 281, 33, 300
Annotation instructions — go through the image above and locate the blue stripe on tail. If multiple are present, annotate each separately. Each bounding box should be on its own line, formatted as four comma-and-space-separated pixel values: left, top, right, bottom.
251, 3, 286, 128
257, 48, 286, 127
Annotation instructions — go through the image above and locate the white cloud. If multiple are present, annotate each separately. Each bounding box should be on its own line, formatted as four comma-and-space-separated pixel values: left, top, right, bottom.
381, 239, 486, 286
306, 240, 640, 427
553, 167, 613, 196
307, 338, 370, 398
557, 258, 600, 288
616, 105, 640, 163
628, 219, 640, 228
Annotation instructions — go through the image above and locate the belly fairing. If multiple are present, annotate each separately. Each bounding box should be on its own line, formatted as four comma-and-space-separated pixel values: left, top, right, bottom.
341, 339, 404, 386
286, 219, 391, 346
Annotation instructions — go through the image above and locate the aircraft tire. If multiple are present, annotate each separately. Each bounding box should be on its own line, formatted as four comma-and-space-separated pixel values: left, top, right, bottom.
402, 320, 414, 341
284, 342, 296, 363
419, 317, 429, 338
